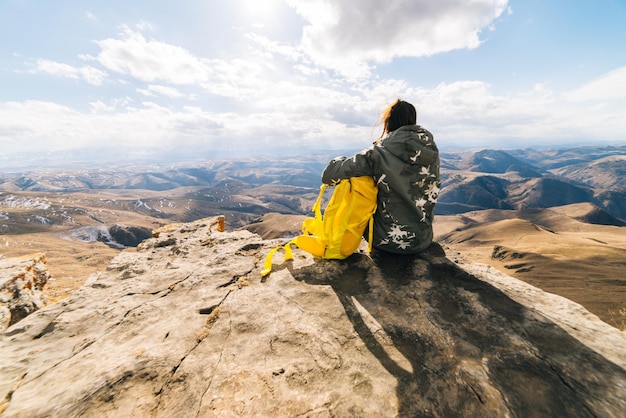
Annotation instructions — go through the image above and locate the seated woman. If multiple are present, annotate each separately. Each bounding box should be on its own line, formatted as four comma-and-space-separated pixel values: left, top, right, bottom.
322, 99, 441, 254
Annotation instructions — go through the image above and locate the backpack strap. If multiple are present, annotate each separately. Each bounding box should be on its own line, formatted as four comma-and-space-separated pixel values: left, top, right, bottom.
261, 184, 330, 277
312, 183, 326, 221
260, 239, 296, 277
367, 215, 374, 253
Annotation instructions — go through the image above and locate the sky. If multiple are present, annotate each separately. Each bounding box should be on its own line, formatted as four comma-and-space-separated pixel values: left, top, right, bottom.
1, 0, 626, 166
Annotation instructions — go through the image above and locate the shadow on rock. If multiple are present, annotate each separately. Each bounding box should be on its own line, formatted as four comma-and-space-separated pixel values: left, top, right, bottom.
289, 244, 626, 417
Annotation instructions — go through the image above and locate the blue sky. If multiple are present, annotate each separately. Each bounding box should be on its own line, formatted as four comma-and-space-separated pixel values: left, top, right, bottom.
1, 0, 625, 164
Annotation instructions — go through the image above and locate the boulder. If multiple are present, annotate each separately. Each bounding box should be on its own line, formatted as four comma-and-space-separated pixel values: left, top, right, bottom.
108, 224, 153, 247
0, 216, 624, 417
0, 253, 49, 330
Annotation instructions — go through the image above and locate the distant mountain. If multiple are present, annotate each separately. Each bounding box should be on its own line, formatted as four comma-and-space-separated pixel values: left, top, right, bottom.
507, 145, 626, 170
467, 150, 543, 175
551, 156, 626, 191
561, 203, 626, 227
595, 189, 626, 221
436, 145, 626, 222
0, 157, 328, 193
504, 164, 543, 178
1, 146, 624, 226
437, 176, 514, 214
438, 172, 624, 221
509, 177, 596, 208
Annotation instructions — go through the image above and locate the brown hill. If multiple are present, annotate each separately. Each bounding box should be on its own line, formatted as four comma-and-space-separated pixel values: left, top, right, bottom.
550, 202, 626, 226
438, 172, 625, 222
437, 175, 513, 214
467, 149, 542, 174
243, 213, 306, 239
551, 155, 626, 190
508, 177, 596, 208
434, 203, 626, 327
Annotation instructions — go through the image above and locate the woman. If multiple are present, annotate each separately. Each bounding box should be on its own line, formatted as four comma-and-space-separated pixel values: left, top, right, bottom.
322, 99, 440, 254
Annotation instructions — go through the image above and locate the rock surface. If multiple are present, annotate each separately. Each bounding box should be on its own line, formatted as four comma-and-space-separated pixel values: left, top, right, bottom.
1, 216, 625, 417
0, 253, 49, 331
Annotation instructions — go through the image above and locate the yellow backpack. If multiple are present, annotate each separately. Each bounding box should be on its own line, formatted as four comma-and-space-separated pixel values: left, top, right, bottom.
260, 176, 378, 277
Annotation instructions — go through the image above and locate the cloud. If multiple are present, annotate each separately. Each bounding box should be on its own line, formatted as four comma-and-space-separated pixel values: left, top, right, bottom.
2, 64, 625, 161
244, 32, 304, 63
0, 100, 225, 153
565, 66, 626, 101
31, 59, 108, 85
89, 28, 274, 99
137, 85, 190, 99
408, 77, 626, 146
92, 28, 211, 84
286, 0, 509, 78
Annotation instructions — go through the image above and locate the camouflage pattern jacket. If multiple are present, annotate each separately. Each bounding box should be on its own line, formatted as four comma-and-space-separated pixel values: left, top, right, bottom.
322, 125, 440, 254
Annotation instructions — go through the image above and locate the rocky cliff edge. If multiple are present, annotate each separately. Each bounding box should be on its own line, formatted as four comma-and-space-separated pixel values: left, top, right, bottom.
1, 216, 625, 417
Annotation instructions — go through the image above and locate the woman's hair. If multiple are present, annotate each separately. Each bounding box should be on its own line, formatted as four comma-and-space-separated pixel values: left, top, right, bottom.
380, 99, 416, 135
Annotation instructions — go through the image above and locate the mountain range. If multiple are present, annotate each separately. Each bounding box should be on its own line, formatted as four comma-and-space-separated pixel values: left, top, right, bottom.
437, 146, 625, 222
2, 145, 624, 224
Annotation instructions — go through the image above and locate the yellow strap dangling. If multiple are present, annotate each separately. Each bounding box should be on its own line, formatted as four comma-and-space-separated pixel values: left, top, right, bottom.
260, 240, 295, 277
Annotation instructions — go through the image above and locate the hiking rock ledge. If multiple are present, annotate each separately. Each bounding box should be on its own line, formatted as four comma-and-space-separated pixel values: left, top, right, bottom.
1, 216, 625, 417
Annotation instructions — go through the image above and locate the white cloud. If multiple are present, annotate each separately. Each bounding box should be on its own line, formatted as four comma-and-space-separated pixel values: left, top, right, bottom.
135, 20, 155, 31
244, 33, 304, 62
137, 85, 188, 98
565, 66, 626, 102
2, 64, 625, 159
286, 0, 509, 78
80, 66, 109, 86
31, 59, 107, 86
90, 28, 274, 99
408, 78, 626, 145
0, 100, 225, 153
92, 28, 210, 84
415, 81, 551, 130
89, 100, 116, 112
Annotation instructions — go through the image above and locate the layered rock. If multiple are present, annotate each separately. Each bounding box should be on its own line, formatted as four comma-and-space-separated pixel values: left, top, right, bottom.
0, 253, 49, 330
0, 217, 625, 417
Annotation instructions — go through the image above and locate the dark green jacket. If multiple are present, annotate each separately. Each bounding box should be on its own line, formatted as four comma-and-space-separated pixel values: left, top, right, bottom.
322, 125, 440, 254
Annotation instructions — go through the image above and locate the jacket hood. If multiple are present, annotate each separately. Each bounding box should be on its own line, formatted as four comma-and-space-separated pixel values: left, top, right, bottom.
379, 125, 438, 165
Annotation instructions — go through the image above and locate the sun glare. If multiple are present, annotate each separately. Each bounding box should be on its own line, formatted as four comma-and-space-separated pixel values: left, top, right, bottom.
239, 0, 281, 24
